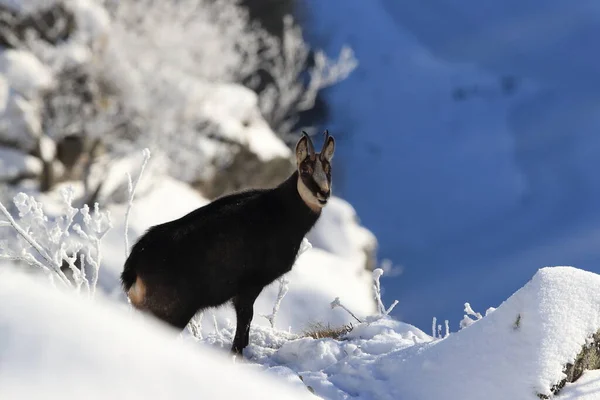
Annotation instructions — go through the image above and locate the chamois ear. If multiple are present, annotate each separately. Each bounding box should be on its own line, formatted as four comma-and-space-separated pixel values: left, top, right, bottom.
321, 133, 335, 162
296, 132, 313, 164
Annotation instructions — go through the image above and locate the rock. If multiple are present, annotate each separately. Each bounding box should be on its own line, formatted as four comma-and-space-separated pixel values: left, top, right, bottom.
543, 330, 600, 398
194, 144, 295, 200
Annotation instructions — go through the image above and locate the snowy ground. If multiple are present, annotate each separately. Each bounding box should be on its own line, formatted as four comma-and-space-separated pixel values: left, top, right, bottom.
0, 268, 314, 400
2, 261, 600, 399
180, 266, 600, 400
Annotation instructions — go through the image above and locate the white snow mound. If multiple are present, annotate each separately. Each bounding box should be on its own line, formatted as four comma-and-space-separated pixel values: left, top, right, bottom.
378, 266, 600, 400
0, 268, 315, 400
0, 50, 54, 99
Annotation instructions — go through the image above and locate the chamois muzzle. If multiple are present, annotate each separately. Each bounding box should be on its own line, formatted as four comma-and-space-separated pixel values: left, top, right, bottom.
317, 190, 330, 205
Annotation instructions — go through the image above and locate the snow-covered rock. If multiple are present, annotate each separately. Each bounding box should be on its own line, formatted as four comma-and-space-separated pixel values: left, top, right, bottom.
0, 49, 54, 149
200, 83, 291, 162
0, 50, 54, 99
0, 268, 314, 400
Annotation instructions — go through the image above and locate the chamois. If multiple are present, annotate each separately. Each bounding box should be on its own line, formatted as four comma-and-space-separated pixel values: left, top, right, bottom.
121, 131, 335, 355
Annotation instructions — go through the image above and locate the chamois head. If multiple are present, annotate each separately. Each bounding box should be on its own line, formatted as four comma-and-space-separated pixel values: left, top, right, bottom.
295, 130, 335, 211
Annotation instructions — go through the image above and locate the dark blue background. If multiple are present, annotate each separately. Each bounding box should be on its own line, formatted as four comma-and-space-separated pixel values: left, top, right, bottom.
305, 0, 600, 333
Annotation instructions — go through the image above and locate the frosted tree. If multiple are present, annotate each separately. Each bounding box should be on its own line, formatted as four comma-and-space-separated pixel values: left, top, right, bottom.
249, 15, 358, 137
0, 0, 358, 194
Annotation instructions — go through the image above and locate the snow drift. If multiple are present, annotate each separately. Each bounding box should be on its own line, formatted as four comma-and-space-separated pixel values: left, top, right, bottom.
0, 268, 314, 400
378, 266, 600, 400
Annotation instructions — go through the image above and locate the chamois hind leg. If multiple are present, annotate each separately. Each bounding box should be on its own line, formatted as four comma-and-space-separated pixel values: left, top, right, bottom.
231, 286, 263, 355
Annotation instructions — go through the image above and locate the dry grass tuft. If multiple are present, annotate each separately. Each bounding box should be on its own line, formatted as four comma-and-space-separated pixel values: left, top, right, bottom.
302, 321, 354, 340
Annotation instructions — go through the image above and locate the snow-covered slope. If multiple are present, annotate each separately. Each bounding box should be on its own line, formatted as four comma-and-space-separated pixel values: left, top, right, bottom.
196, 266, 600, 400
0, 268, 314, 400
378, 266, 600, 400
305, 0, 600, 332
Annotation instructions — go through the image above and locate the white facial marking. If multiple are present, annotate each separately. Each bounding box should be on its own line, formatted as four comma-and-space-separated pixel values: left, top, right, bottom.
297, 178, 322, 212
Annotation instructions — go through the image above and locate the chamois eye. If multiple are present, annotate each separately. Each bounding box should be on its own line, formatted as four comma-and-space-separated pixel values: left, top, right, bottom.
323, 163, 331, 174
301, 165, 311, 175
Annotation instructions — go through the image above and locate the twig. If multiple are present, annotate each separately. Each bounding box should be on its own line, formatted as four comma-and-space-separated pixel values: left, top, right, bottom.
124, 148, 151, 258
0, 201, 70, 285
262, 277, 289, 328
330, 297, 362, 323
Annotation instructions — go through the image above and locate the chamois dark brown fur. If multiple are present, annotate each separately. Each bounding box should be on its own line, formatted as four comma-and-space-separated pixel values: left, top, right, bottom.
121, 131, 335, 355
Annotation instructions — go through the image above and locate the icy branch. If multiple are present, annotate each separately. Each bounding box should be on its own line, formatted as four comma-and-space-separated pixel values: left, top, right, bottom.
459, 302, 491, 330
330, 297, 362, 323
297, 237, 312, 259
263, 277, 290, 329
187, 311, 204, 340
0, 199, 70, 285
372, 268, 398, 316
124, 148, 151, 258
0, 188, 111, 294
465, 302, 482, 319
253, 15, 358, 135
263, 237, 312, 328
212, 312, 222, 341
445, 320, 450, 338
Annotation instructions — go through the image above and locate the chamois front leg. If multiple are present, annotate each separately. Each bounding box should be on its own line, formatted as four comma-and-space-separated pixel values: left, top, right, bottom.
231, 286, 263, 355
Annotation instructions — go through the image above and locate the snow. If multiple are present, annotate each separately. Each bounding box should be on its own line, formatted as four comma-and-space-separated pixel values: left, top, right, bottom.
306, 196, 376, 264
0, 50, 54, 99
0, 268, 314, 400
374, 266, 600, 400
195, 266, 600, 400
0, 50, 54, 149
200, 83, 292, 161
0, 147, 42, 180
5, 178, 600, 399
558, 370, 600, 400
66, 0, 111, 40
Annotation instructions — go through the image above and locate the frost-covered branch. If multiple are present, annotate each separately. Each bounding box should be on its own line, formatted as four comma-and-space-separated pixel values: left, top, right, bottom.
253, 16, 358, 136
330, 297, 363, 324
188, 311, 204, 340
262, 238, 312, 328
373, 268, 398, 316
0, 187, 111, 294
72, 201, 112, 295
263, 277, 290, 329
0, 196, 70, 285
124, 148, 151, 258
459, 302, 496, 330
